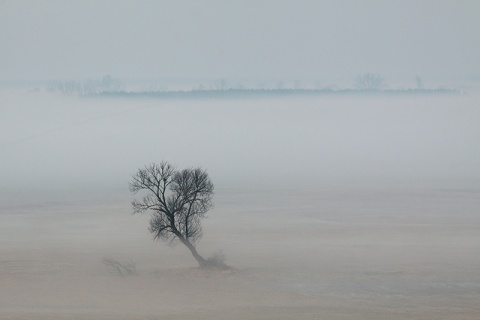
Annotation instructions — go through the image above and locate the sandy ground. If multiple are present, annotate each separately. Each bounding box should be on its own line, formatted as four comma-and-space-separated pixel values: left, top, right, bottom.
1, 181, 480, 319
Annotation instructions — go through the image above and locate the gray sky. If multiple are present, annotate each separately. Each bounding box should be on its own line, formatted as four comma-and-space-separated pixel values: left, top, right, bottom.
1, 0, 479, 83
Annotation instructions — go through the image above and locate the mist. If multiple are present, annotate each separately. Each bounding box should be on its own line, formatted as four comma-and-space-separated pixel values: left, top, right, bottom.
2, 90, 480, 319
1, 1, 480, 319
1, 1, 479, 83
1, 92, 479, 191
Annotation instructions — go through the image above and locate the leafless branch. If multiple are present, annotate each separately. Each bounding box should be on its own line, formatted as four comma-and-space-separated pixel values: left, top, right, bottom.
102, 257, 138, 276
129, 161, 216, 268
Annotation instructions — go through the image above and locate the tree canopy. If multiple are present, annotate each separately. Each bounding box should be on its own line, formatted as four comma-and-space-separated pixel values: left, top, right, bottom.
129, 161, 214, 267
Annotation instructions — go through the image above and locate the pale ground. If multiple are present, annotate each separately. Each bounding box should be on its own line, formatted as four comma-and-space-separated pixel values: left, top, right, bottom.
1, 181, 480, 319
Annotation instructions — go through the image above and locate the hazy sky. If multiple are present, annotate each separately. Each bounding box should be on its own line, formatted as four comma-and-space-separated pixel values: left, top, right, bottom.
1, 0, 479, 83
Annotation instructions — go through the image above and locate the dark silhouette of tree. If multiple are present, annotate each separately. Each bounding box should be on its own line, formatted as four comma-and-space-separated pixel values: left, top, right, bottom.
129, 161, 214, 268
355, 73, 385, 91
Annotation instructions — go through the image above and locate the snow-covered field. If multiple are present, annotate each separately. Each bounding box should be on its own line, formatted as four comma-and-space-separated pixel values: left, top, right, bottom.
1, 92, 479, 319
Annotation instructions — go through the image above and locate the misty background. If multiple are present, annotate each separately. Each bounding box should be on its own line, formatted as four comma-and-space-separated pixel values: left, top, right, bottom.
1, 0, 480, 194
1, 92, 479, 195
1, 0, 479, 85
1, 2, 480, 319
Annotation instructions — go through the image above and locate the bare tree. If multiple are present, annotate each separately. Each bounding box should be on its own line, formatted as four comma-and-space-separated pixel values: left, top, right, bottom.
355, 73, 385, 91
129, 161, 214, 268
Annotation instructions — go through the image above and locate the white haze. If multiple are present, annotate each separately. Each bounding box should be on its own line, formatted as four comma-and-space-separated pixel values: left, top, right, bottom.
1, 92, 479, 191
1, 0, 480, 318
1, 1, 479, 83
1, 92, 480, 319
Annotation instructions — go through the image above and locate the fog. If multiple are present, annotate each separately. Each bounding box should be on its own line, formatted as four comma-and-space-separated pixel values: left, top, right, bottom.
1, 1, 479, 83
1, 91, 480, 319
1, 1, 480, 318
2, 92, 480, 191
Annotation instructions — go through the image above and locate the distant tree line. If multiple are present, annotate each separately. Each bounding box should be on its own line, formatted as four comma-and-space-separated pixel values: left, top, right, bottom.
354, 73, 385, 90
46, 73, 459, 97
47, 75, 124, 96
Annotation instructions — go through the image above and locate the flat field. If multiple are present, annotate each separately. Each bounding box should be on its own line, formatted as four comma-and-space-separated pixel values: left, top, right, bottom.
1, 182, 479, 320
1, 92, 479, 318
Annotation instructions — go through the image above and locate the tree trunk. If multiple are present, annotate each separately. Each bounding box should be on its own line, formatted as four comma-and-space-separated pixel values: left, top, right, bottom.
173, 230, 206, 268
